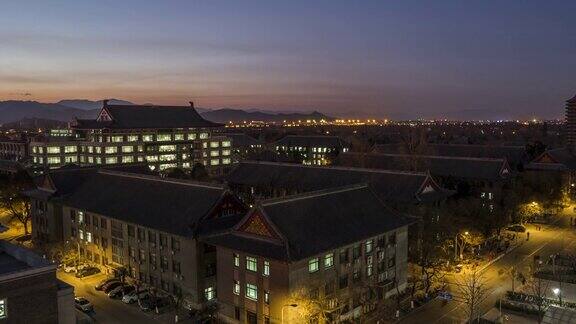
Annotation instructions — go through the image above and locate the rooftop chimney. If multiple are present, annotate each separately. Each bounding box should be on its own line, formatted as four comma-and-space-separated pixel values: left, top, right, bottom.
189, 101, 195, 109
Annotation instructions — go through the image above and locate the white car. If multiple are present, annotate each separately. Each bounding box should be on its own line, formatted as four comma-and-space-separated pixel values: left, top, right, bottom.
75, 297, 93, 312
62, 263, 89, 273
122, 290, 150, 304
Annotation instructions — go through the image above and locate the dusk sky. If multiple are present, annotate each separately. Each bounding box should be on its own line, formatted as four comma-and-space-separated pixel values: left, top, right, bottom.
1, 1, 575, 119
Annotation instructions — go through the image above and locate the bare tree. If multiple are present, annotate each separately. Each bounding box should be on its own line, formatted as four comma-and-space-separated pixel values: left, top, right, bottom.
0, 171, 33, 235
455, 271, 490, 323
527, 268, 550, 324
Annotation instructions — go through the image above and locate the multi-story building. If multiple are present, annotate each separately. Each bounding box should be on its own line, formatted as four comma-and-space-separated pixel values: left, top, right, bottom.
0, 239, 75, 324
0, 135, 28, 162
27, 167, 247, 309
566, 94, 576, 151
223, 133, 264, 162
274, 135, 349, 165
29, 101, 233, 172
225, 161, 452, 211
204, 184, 414, 324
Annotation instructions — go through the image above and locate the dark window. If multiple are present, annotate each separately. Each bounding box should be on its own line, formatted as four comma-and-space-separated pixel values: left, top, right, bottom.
339, 248, 349, 263
377, 236, 385, 247
353, 244, 361, 260
173, 260, 181, 274
388, 232, 396, 245
127, 225, 135, 237
234, 307, 240, 320
171, 237, 180, 251
100, 218, 107, 229
388, 255, 396, 268
93, 216, 99, 228
325, 280, 335, 295
247, 311, 257, 324
148, 231, 156, 244
138, 228, 145, 241
70, 210, 76, 223
205, 262, 216, 277
101, 238, 108, 249
160, 234, 167, 247
339, 275, 348, 289
85, 214, 91, 225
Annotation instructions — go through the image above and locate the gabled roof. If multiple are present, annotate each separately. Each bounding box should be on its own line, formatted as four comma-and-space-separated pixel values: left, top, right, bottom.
526, 148, 576, 171
204, 185, 415, 261
372, 143, 528, 167
225, 161, 451, 204
73, 102, 222, 129
337, 152, 513, 182
274, 135, 349, 148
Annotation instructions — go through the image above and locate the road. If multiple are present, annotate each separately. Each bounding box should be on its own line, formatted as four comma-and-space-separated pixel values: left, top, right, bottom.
400, 207, 576, 324
58, 271, 184, 324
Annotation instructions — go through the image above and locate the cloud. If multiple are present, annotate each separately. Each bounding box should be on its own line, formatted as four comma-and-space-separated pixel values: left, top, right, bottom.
8, 92, 32, 96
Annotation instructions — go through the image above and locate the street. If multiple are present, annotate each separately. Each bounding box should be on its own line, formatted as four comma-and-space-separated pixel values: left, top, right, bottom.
58, 271, 185, 324
400, 207, 576, 324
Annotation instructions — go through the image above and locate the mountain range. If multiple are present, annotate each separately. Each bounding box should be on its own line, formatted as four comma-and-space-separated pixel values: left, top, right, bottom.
0, 99, 334, 127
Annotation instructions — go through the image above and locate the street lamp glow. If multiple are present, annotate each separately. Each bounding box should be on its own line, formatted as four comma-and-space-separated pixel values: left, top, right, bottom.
464, 231, 469, 235
553, 288, 560, 295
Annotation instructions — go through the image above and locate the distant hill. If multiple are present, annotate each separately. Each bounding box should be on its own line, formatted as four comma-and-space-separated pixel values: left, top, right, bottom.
0, 101, 97, 125
0, 100, 334, 126
57, 99, 134, 110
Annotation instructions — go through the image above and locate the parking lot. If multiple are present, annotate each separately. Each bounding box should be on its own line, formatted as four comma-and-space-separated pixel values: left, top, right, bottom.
58, 271, 186, 324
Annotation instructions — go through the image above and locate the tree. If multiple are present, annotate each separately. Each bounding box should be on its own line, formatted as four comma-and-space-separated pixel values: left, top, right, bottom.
0, 170, 34, 235
455, 271, 490, 323
190, 163, 210, 181
527, 267, 549, 324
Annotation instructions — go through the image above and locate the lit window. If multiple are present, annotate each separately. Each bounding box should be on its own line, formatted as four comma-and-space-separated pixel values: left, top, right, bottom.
210, 142, 219, 148
111, 136, 123, 143
86, 232, 92, 243
222, 150, 231, 156
104, 146, 117, 154
234, 280, 240, 295
234, 254, 240, 267
174, 134, 185, 141
324, 253, 334, 268
122, 146, 134, 153
210, 151, 220, 157
47, 146, 61, 154
264, 291, 270, 304
142, 135, 153, 142
159, 145, 176, 152
365, 240, 373, 253
127, 135, 139, 142
246, 256, 257, 272
0, 299, 6, 319
222, 141, 231, 147
199, 133, 208, 139
308, 258, 319, 273
187, 133, 197, 140
159, 154, 176, 161
210, 159, 220, 166
78, 211, 85, 224
105, 157, 118, 164
157, 134, 172, 141
64, 146, 77, 153
246, 284, 258, 300
204, 286, 215, 301
263, 260, 270, 276
122, 156, 134, 163
79, 229, 84, 241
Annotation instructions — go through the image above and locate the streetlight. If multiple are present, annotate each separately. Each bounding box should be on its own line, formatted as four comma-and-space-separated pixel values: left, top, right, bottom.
281, 303, 297, 324
553, 288, 562, 305
455, 231, 469, 261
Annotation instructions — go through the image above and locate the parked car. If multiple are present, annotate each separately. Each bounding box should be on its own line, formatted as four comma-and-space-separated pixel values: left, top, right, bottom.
74, 297, 94, 313
62, 262, 90, 273
75, 266, 101, 278
139, 297, 171, 312
122, 290, 150, 304
102, 281, 124, 294
95, 278, 119, 291
108, 285, 135, 299
506, 224, 526, 233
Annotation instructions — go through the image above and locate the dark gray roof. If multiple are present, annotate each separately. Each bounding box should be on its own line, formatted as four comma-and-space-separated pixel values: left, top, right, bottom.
226, 161, 450, 203
275, 135, 348, 149
526, 148, 576, 171
337, 152, 512, 182
373, 143, 528, 167
73, 103, 222, 129
205, 185, 415, 261
0, 159, 23, 173
63, 171, 227, 237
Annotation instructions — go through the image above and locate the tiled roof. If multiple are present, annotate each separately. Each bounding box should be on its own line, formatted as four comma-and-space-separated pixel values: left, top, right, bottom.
225, 161, 451, 203
337, 152, 512, 182
222, 133, 263, 147
73, 103, 222, 129
526, 148, 576, 171
372, 143, 527, 167
205, 185, 415, 261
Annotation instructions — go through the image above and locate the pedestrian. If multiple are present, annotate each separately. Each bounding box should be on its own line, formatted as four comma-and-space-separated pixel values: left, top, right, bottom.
526, 231, 530, 241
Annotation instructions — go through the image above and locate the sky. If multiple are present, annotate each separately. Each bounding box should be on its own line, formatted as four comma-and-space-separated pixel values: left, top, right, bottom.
1, 1, 575, 119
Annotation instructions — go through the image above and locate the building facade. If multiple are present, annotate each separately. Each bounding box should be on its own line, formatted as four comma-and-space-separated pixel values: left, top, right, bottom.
0, 240, 74, 324
27, 167, 247, 308
29, 102, 232, 172
274, 135, 349, 165
205, 185, 413, 323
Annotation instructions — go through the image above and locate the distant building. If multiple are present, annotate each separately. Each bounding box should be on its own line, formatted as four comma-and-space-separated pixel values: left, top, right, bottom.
0, 240, 74, 324
372, 143, 528, 171
566, 94, 576, 151
205, 185, 414, 324
225, 161, 452, 209
222, 133, 264, 161
337, 152, 513, 207
0, 134, 29, 162
274, 135, 349, 165
29, 101, 232, 173
26, 167, 247, 309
